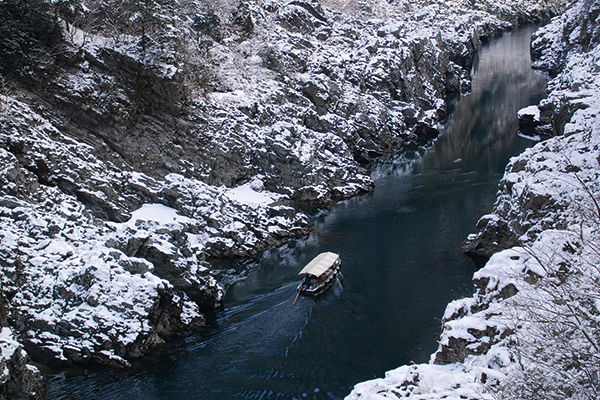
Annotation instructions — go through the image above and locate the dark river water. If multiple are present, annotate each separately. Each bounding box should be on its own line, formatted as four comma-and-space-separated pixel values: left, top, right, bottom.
45, 25, 547, 400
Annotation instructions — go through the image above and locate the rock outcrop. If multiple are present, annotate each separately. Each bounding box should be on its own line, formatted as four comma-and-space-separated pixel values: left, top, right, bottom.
349, 0, 600, 398
0, 328, 45, 400
0, 0, 566, 392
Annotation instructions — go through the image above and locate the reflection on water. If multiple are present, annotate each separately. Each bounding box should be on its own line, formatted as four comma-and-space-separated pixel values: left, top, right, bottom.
422, 27, 547, 173
45, 26, 546, 400
372, 25, 547, 179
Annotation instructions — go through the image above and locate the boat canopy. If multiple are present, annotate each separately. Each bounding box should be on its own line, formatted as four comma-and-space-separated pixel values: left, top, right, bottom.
298, 252, 339, 277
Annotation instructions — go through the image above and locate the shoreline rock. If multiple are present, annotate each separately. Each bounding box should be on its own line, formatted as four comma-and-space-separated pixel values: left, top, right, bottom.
0, 0, 565, 392
348, 0, 599, 397
0, 328, 45, 400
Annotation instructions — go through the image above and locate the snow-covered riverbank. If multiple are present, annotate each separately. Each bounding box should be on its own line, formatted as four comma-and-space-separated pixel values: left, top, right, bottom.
347, 0, 600, 398
0, 0, 567, 397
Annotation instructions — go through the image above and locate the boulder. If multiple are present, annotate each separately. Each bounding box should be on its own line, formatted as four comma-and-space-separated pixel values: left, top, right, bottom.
0, 329, 45, 400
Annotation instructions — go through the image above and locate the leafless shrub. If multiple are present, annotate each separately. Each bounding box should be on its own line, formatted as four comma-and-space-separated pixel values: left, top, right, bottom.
497, 168, 600, 399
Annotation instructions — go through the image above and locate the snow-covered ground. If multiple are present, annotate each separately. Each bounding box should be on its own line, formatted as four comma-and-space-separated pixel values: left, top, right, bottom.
0, 0, 572, 396
347, 0, 600, 398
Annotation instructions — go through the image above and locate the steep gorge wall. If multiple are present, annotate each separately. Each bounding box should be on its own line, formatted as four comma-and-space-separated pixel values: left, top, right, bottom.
349, 0, 600, 398
0, 0, 565, 397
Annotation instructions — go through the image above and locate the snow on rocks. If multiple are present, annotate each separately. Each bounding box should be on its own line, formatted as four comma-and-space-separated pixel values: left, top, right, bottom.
516, 103, 554, 141
517, 105, 541, 122
349, 362, 499, 400
0, 327, 45, 400
2, 187, 168, 368
0, 0, 568, 387
51, 0, 556, 205
162, 173, 310, 257
348, 0, 599, 398
0, 94, 309, 369
224, 176, 286, 206
181, 0, 562, 204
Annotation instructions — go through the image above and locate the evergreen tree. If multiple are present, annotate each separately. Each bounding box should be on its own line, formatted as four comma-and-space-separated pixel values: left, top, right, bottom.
0, 0, 60, 46
0, 0, 62, 71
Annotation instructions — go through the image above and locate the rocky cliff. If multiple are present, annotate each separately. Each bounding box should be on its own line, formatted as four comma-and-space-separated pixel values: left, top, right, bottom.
0, 0, 565, 397
349, 0, 600, 398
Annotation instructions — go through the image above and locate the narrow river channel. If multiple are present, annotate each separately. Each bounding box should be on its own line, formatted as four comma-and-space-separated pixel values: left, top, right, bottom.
45, 25, 547, 400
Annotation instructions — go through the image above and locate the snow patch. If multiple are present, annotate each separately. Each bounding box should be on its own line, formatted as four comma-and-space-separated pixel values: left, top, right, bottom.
224, 177, 285, 206
126, 203, 193, 227
517, 105, 540, 122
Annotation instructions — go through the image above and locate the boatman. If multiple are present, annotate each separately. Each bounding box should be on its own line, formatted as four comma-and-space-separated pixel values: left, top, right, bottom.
304, 274, 311, 288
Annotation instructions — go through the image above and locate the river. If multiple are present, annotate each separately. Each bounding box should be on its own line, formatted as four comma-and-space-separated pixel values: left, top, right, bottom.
44, 25, 547, 400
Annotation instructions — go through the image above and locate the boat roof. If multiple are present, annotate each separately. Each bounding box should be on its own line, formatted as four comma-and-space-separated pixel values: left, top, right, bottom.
298, 252, 340, 277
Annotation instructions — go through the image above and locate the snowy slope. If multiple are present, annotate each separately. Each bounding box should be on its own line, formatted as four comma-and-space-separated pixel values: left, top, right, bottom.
0, 0, 567, 393
347, 0, 600, 398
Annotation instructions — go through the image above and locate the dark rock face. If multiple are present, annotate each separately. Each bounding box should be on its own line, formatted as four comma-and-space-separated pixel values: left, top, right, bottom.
0, 0, 565, 384
0, 338, 45, 400
434, 325, 503, 364
277, 4, 319, 34
462, 215, 519, 259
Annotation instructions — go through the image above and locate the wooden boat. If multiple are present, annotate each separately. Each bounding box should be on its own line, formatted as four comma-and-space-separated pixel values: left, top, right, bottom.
294, 252, 341, 302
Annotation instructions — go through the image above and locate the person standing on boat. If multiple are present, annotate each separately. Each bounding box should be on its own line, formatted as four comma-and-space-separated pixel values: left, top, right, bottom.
304, 274, 311, 288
